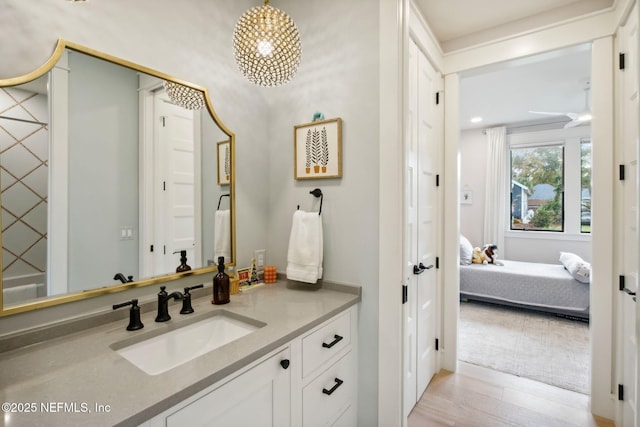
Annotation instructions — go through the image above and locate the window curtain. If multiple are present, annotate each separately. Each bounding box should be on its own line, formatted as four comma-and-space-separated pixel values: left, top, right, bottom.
483, 126, 507, 252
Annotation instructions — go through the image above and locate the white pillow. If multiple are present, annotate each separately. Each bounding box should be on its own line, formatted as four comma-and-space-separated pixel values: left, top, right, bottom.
460, 235, 473, 265
559, 252, 591, 283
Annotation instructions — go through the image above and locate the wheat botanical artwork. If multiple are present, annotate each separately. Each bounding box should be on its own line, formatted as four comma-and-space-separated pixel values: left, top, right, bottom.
294, 117, 342, 179
217, 140, 231, 185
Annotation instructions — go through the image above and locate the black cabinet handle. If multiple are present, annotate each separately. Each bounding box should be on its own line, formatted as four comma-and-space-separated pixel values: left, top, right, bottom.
322, 334, 343, 348
280, 359, 290, 370
422, 263, 434, 270
322, 378, 344, 395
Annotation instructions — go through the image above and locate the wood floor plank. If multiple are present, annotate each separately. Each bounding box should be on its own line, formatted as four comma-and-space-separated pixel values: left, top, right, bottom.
407, 363, 615, 427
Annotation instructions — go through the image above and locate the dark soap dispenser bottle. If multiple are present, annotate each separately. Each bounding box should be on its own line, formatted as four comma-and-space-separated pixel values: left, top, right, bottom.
212, 256, 230, 305
175, 250, 191, 273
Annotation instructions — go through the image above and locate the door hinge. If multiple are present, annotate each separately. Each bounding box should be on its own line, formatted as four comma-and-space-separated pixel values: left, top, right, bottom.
435, 92, 440, 105
435, 257, 440, 269
402, 284, 408, 304
620, 164, 625, 181
150, 244, 154, 253
435, 338, 439, 351
436, 174, 440, 187
619, 275, 625, 291
618, 384, 624, 401
163, 245, 166, 255
163, 181, 166, 191
161, 116, 166, 127
619, 53, 626, 70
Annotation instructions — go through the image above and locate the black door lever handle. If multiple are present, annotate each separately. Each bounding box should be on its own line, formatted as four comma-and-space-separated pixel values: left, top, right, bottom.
623, 287, 637, 297
413, 263, 434, 274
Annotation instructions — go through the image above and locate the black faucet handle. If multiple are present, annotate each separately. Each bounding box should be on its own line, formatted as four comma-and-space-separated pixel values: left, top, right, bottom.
112, 299, 144, 331
184, 284, 204, 294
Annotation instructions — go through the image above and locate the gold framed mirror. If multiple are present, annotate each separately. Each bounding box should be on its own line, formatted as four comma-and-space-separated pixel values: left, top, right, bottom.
0, 39, 235, 316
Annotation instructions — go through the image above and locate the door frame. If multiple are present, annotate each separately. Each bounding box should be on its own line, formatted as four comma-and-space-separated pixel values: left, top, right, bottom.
440, 34, 616, 421
378, 0, 625, 424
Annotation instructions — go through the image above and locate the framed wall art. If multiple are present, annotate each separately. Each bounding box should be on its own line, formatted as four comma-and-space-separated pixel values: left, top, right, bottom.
294, 117, 342, 179
217, 140, 231, 185
236, 267, 251, 286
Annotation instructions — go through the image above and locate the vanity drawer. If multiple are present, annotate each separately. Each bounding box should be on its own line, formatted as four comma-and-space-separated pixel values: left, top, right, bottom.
302, 310, 351, 378
302, 351, 355, 427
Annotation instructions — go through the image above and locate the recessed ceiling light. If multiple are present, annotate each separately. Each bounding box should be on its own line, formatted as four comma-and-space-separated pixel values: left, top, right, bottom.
470, 117, 483, 123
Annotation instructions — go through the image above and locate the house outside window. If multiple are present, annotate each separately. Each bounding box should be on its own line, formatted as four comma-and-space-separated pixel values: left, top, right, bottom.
510, 144, 564, 232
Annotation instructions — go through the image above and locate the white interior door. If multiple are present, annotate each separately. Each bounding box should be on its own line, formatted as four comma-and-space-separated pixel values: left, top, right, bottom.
153, 93, 196, 275
403, 38, 441, 419
619, 5, 639, 426
415, 45, 439, 397
403, 38, 420, 419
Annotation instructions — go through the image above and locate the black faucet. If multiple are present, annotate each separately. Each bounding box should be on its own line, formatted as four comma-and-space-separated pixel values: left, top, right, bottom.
180, 284, 204, 314
155, 286, 184, 322
112, 299, 144, 331
114, 273, 133, 284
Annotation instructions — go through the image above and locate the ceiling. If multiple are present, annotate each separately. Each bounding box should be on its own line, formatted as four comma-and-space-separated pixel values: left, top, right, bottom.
413, 0, 614, 131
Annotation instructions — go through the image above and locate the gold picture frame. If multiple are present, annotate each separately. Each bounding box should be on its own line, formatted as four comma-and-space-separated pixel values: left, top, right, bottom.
217, 140, 231, 185
294, 117, 342, 179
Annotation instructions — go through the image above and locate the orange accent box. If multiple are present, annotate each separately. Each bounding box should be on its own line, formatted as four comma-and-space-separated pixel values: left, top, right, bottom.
264, 266, 277, 284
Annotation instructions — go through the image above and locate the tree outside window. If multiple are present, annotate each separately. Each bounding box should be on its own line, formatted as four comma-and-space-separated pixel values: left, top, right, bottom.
510, 145, 564, 231
581, 139, 591, 233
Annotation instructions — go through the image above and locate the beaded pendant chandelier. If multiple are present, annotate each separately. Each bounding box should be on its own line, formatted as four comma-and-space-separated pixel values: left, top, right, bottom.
233, 0, 301, 87
163, 81, 206, 110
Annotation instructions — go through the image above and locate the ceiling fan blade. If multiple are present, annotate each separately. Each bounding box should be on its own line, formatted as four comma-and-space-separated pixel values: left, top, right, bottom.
564, 119, 581, 128
528, 110, 568, 116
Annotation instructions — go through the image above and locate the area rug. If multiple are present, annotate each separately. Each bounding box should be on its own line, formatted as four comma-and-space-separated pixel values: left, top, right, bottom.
458, 301, 590, 394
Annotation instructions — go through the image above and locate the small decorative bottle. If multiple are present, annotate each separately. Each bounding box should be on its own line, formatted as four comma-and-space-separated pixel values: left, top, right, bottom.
175, 250, 192, 273
212, 256, 230, 305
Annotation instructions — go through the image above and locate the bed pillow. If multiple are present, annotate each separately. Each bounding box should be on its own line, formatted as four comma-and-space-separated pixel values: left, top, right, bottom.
460, 235, 473, 265
559, 252, 591, 283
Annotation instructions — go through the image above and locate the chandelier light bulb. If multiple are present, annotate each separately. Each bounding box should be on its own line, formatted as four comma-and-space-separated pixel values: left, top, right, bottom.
257, 40, 274, 57
233, 1, 301, 87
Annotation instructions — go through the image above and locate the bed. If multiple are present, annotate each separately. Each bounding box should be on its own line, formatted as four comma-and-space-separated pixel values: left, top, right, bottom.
459, 259, 590, 320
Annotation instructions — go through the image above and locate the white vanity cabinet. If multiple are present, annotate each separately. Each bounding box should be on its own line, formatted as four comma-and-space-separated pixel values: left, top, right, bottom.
298, 308, 357, 427
145, 347, 291, 427
142, 305, 357, 427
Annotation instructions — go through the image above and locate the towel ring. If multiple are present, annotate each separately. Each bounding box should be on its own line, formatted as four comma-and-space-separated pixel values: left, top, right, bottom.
217, 193, 230, 210
297, 188, 323, 215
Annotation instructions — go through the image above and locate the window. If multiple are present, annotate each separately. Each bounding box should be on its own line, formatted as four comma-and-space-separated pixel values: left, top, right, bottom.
580, 139, 591, 233
510, 144, 564, 231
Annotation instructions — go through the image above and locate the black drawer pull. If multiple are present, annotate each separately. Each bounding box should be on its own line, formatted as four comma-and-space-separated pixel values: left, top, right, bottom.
322, 334, 343, 349
322, 378, 344, 395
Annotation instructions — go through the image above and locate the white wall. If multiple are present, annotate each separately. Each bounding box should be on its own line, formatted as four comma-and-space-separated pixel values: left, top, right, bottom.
459, 129, 486, 247
67, 51, 139, 292
266, 2, 380, 424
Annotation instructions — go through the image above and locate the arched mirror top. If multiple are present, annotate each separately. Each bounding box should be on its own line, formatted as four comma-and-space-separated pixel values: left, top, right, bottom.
0, 39, 236, 316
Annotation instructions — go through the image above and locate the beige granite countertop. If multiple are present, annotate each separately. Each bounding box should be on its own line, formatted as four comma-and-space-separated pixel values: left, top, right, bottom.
0, 281, 360, 427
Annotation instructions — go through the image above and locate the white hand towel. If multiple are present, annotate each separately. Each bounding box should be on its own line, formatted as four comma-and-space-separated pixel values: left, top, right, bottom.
286, 210, 323, 284
214, 209, 231, 262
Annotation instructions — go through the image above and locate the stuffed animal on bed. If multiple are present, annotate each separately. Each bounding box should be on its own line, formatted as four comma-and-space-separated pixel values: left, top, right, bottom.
472, 244, 504, 266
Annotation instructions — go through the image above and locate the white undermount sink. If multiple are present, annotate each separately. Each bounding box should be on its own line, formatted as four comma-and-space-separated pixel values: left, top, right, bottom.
111, 311, 264, 375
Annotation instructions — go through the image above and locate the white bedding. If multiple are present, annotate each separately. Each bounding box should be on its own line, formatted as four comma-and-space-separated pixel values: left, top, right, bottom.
460, 259, 590, 319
